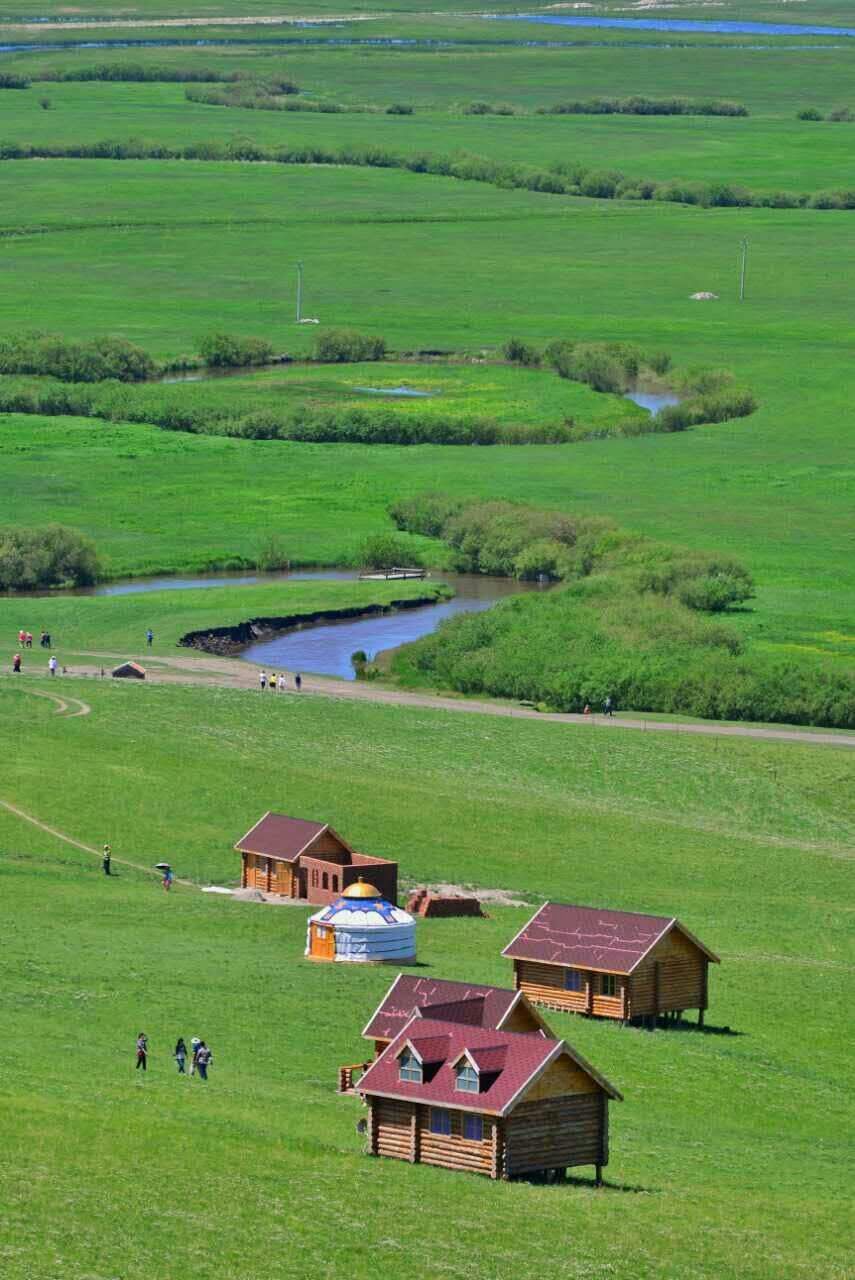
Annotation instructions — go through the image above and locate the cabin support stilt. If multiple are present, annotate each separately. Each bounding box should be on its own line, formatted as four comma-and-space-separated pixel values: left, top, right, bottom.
595, 1164, 603, 1187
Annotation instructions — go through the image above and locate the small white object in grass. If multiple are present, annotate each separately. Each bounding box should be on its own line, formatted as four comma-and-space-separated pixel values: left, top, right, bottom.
297, 317, 320, 324
202, 885, 233, 895
690, 291, 719, 300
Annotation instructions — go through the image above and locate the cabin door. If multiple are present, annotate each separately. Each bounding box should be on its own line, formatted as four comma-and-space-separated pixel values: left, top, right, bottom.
311, 924, 336, 961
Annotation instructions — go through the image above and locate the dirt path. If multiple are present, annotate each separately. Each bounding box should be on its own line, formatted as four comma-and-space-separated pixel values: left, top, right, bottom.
0, 798, 192, 884
28, 688, 91, 718
57, 652, 855, 749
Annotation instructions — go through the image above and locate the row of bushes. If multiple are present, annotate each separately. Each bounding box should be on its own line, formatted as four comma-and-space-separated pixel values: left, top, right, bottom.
797, 106, 853, 122
38, 64, 298, 91
0, 73, 29, 90
186, 85, 349, 114
0, 333, 156, 383
538, 96, 748, 117
387, 496, 853, 728
198, 333, 275, 368
390, 494, 755, 611
0, 524, 100, 590
2, 137, 853, 212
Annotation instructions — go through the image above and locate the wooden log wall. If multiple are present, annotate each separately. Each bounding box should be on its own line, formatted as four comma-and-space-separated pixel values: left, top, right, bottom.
368, 1098, 496, 1177
514, 960, 626, 1020
418, 1108, 495, 1176
504, 1092, 606, 1177
630, 951, 707, 1017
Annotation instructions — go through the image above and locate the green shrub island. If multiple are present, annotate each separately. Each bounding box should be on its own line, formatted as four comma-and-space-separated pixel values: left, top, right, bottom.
538, 96, 748, 117
0, 524, 100, 591
389, 494, 853, 729
0, 333, 156, 383
199, 332, 276, 368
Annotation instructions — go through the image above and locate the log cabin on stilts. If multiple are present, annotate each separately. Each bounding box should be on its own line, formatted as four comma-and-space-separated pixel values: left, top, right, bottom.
357, 1016, 621, 1183
234, 812, 398, 904
502, 902, 719, 1028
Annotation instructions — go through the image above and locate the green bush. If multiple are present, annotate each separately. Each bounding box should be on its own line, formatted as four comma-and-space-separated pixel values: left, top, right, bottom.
0, 72, 29, 89
255, 534, 290, 571
539, 96, 747, 117
797, 107, 824, 121
0, 332, 155, 382
503, 338, 541, 367
0, 524, 100, 590
828, 106, 853, 122
313, 329, 387, 363
357, 533, 420, 571
198, 333, 275, 368
386, 103, 414, 115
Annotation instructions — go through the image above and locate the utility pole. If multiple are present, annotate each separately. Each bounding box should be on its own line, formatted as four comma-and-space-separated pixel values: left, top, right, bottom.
296, 261, 303, 323
739, 239, 748, 302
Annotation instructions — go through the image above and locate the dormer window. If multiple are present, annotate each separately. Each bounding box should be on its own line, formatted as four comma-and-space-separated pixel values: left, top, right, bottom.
455, 1062, 479, 1094
398, 1048, 422, 1084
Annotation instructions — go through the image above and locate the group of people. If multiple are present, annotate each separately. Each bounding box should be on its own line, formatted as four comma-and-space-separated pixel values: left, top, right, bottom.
135, 1034, 213, 1079
13, 628, 58, 675
259, 670, 301, 693
581, 696, 616, 717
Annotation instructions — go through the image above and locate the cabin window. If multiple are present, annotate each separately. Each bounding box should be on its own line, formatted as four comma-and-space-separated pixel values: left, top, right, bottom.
564, 969, 583, 992
430, 1108, 452, 1136
455, 1063, 479, 1094
600, 973, 617, 997
322, 872, 329, 890
311, 869, 319, 888
463, 1114, 483, 1142
332, 875, 339, 893
398, 1050, 422, 1084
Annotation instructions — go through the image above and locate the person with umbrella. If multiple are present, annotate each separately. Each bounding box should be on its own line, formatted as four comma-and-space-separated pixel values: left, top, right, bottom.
156, 862, 174, 891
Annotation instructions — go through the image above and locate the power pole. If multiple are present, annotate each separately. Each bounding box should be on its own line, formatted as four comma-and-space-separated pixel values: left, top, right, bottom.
296, 261, 303, 323
739, 239, 748, 302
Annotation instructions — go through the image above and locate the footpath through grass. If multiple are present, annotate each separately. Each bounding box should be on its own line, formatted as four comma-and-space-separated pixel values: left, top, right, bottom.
0, 677, 852, 1280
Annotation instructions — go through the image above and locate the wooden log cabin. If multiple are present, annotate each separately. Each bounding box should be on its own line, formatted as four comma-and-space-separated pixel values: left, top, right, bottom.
503, 902, 719, 1026
357, 1015, 622, 1183
234, 812, 398, 905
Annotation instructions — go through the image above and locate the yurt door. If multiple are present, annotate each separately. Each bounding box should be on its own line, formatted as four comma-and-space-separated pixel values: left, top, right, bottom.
311, 924, 335, 960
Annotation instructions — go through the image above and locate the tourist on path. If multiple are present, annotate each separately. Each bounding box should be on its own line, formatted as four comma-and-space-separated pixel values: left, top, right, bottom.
18, 629, 25, 647
189, 1036, 201, 1076
25, 632, 33, 648
40, 630, 48, 648
269, 671, 277, 692
259, 671, 267, 691
146, 629, 153, 647
278, 673, 286, 692
13, 653, 21, 673
603, 696, 614, 717
136, 1033, 148, 1071
295, 673, 302, 692
103, 844, 112, 876
195, 1041, 212, 1081
162, 865, 174, 892
48, 655, 58, 676
174, 1037, 188, 1074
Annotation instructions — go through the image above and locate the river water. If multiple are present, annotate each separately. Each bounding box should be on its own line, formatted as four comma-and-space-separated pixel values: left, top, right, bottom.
491, 15, 855, 38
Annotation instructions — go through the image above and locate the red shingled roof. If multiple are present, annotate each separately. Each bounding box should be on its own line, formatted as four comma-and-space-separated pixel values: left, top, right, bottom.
359, 1016, 621, 1114
502, 902, 718, 974
407, 1033, 452, 1064
361, 975, 540, 1042
234, 812, 351, 863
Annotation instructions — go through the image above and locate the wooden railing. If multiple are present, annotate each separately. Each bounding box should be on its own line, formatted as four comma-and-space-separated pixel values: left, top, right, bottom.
338, 1061, 371, 1094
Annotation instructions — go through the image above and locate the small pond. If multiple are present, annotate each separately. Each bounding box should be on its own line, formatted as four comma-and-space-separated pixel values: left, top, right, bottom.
93, 568, 352, 597
625, 389, 681, 415
240, 572, 546, 680
355, 385, 435, 398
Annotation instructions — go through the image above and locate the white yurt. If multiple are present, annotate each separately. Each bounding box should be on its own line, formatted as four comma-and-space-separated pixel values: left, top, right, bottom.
305, 879, 416, 964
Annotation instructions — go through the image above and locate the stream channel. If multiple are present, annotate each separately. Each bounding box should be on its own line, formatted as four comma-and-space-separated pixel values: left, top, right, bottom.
93, 569, 546, 680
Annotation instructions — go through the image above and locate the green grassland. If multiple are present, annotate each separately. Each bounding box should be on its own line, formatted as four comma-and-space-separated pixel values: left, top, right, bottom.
0, 677, 853, 1280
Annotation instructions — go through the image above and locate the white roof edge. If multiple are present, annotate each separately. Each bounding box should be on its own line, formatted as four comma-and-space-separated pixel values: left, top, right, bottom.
233, 809, 274, 852
500, 902, 548, 958
500, 1039, 565, 1116
627, 917, 677, 973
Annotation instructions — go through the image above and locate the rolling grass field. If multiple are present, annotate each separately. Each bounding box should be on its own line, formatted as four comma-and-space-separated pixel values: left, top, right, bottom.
1, 12, 853, 1275
0, 676, 852, 1280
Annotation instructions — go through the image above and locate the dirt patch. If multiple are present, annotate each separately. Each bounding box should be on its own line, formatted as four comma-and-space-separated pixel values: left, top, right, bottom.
414, 882, 533, 909
230, 886, 307, 906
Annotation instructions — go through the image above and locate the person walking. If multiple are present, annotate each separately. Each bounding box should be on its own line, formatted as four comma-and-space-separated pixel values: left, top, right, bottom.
146, 629, 153, 647
295, 673, 302, 692
603, 695, 614, 717
40, 630, 48, 648
102, 844, 112, 876
189, 1036, 201, 1076
162, 865, 174, 892
18, 629, 25, 648
269, 672, 277, 692
195, 1041, 212, 1081
48, 655, 58, 677
277, 673, 286, 693
174, 1037, 188, 1074
135, 1032, 148, 1071
259, 671, 267, 691
12, 653, 21, 673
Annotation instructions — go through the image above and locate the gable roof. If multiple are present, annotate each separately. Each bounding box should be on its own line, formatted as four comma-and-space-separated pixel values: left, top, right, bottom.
361, 974, 552, 1043
358, 1016, 621, 1116
234, 812, 353, 863
502, 902, 719, 975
